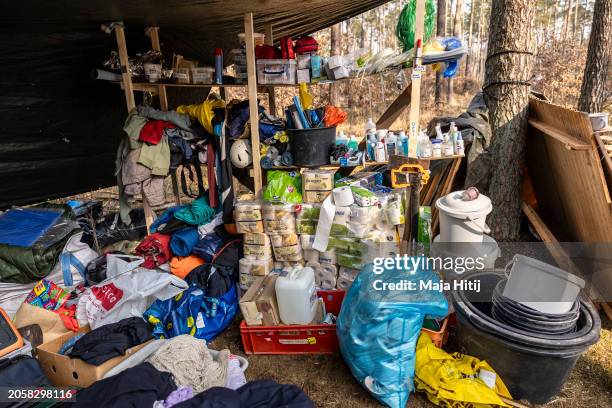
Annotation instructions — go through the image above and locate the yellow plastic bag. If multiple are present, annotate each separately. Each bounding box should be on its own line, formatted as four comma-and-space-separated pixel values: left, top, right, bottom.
177, 98, 226, 134
299, 83, 313, 110
415, 334, 512, 408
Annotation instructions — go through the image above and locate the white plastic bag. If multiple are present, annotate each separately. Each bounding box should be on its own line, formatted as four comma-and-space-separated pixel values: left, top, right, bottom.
76, 269, 188, 329
106, 253, 145, 279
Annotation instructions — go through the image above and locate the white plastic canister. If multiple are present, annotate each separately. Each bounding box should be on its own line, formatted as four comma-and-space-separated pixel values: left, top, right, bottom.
275, 266, 317, 325
435, 190, 492, 242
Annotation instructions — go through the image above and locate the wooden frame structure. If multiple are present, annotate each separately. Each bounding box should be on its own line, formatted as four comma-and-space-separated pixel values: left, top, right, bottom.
110, 0, 462, 233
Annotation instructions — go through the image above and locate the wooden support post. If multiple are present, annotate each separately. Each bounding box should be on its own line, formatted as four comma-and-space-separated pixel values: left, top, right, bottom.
114, 25, 135, 111
245, 13, 263, 194
147, 26, 179, 205
407, 0, 426, 157
114, 25, 154, 230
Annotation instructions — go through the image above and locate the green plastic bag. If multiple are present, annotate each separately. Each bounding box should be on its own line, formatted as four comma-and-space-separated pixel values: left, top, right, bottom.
263, 170, 302, 204
396, 0, 437, 52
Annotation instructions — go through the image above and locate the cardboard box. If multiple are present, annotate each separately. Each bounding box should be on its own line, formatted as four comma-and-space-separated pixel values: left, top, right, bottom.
303, 190, 332, 204
239, 275, 280, 326
37, 326, 151, 388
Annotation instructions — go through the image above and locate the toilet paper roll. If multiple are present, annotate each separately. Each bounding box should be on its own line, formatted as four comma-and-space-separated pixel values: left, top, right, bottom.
334, 206, 351, 224
319, 248, 336, 265
336, 275, 354, 290
348, 221, 368, 238
303, 249, 320, 264
320, 276, 337, 290
300, 234, 315, 250
333, 186, 355, 207
339, 266, 360, 280
322, 264, 338, 276
350, 205, 377, 224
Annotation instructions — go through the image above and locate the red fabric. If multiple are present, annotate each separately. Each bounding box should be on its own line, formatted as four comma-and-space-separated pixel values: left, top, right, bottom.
139, 120, 175, 145
207, 143, 218, 208
255, 45, 281, 59
294, 36, 318, 53
280, 36, 295, 59
135, 233, 172, 268
55, 305, 79, 332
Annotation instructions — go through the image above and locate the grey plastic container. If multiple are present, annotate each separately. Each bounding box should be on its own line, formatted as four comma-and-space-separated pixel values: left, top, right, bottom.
502, 255, 585, 315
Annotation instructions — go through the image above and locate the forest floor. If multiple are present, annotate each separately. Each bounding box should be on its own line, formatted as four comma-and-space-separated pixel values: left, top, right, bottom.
211, 313, 611, 408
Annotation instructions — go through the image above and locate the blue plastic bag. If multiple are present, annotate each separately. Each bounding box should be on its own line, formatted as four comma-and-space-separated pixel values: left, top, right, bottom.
143, 284, 238, 342
336, 260, 448, 408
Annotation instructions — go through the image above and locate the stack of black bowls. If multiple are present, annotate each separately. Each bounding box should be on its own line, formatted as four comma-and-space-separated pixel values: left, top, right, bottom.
451, 271, 600, 404
491, 279, 581, 335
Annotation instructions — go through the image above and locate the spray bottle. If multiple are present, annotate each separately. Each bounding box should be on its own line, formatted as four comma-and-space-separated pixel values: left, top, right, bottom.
454, 132, 465, 156
214, 48, 223, 84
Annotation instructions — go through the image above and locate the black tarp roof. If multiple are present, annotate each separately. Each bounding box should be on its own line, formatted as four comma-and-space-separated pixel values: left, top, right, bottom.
0, 1, 389, 208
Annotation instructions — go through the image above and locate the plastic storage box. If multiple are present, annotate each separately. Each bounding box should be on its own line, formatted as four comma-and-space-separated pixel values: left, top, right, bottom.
256, 59, 296, 85
240, 290, 345, 354
191, 67, 214, 84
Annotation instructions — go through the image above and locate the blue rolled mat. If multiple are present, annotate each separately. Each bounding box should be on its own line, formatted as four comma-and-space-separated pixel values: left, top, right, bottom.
170, 228, 200, 257
0, 208, 62, 247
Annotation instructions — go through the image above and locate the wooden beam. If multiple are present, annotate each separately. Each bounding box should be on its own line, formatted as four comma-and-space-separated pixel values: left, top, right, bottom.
114, 25, 135, 111
521, 201, 558, 243
146, 26, 161, 51
245, 13, 263, 195
264, 23, 274, 45
528, 118, 592, 150
407, 0, 425, 157
376, 82, 412, 129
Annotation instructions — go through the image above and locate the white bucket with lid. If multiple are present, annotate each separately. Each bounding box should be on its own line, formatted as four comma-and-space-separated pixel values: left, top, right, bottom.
435, 190, 492, 242
503, 255, 585, 315
588, 112, 609, 131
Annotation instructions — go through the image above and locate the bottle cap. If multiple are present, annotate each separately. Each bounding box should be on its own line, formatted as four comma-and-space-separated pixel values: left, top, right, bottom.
215, 48, 223, 56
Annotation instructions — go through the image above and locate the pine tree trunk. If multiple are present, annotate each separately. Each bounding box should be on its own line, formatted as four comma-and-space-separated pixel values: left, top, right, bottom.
476, 2, 485, 79
360, 15, 365, 48
464, 0, 476, 88
435, 0, 448, 109
573, 0, 580, 39
578, 0, 612, 113
484, 0, 535, 241
447, 0, 463, 104
564, 0, 575, 41
330, 23, 342, 105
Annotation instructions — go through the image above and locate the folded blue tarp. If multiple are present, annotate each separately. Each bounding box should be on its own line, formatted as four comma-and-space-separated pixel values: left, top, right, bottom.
170, 227, 200, 257
0, 208, 62, 247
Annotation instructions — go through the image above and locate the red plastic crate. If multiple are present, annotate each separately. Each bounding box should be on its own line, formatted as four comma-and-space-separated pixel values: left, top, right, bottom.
240, 290, 345, 355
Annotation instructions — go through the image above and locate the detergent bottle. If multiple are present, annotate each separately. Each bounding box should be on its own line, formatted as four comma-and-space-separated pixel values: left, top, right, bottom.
275, 266, 317, 325
385, 132, 397, 160
399, 131, 408, 156
365, 117, 376, 134
336, 130, 348, 146
348, 135, 359, 151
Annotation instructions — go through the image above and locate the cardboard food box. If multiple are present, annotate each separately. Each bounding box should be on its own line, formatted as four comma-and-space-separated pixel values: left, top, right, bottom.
239, 274, 280, 326
36, 326, 151, 388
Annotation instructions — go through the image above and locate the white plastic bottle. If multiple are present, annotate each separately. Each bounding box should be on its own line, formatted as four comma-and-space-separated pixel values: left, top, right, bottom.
442, 134, 454, 156
275, 266, 317, 325
431, 139, 442, 158
419, 133, 432, 158
375, 141, 386, 162
365, 117, 376, 134
454, 132, 465, 156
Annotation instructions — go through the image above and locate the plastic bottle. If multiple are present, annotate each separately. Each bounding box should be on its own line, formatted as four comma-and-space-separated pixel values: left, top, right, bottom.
375, 141, 386, 162
431, 139, 442, 158
435, 123, 444, 140
450, 122, 458, 144
399, 131, 409, 156
336, 130, 348, 146
214, 48, 223, 84
442, 134, 454, 156
365, 118, 376, 134
454, 132, 465, 156
385, 132, 396, 160
367, 131, 377, 161
275, 266, 317, 325
348, 135, 359, 151
420, 136, 432, 158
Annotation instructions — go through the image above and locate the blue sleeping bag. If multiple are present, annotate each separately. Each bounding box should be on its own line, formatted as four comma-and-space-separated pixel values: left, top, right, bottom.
170, 227, 200, 257
336, 260, 448, 408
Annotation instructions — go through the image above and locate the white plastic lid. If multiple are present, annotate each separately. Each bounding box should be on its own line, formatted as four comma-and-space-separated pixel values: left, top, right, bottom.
436, 190, 492, 217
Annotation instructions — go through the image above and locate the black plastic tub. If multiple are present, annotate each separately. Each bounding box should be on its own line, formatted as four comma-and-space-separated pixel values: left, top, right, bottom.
452, 271, 601, 404
287, 126, 336, 167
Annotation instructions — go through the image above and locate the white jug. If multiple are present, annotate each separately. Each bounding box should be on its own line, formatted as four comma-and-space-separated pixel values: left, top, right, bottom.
275, 266, 317, 325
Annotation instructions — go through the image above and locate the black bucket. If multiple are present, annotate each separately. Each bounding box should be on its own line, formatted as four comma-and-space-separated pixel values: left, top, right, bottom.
452, 271, 600, 404
287, 126, 336, 167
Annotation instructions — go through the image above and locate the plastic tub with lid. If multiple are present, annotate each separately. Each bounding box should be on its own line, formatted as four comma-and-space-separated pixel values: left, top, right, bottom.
435, 190, 492, 242
431, 234, 500, 273
275, 266, 317, 325
502, 255, 585, 315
